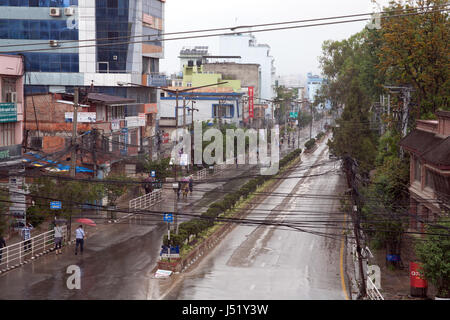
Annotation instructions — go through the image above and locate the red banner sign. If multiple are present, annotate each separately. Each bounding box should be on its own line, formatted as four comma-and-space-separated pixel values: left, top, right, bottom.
248, 86, 254, 118
410, 262, 428, 288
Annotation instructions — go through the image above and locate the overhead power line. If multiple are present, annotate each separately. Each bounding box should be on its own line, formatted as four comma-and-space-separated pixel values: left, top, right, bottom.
0, 5, 446, 49
0, 7, 448, 54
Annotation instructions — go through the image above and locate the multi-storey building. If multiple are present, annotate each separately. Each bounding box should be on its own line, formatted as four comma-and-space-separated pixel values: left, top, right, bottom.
0, 54, 24, 167
218, 34, 276, 116
306, 72, 331, 109
0, 0, 165, 150
400, 110, 450, 232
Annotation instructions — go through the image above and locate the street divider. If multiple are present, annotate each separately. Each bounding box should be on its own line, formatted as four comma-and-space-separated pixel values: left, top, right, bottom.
156, 148, 302, 272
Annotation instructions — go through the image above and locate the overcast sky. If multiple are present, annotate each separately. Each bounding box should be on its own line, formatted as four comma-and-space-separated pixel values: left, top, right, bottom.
160, 0, 391, 80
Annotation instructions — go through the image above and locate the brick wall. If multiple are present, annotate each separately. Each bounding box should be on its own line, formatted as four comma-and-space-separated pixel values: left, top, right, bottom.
42, 136, 65, 153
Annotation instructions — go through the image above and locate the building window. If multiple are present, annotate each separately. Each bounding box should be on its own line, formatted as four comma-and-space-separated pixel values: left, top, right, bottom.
112, 134, 120, 152
425, 169, 434, 190
110, 105, 125, 120
0, 123, 15, 147
414, 157, 421, 182
2, 77, 17, 102
212, 104, 234, 118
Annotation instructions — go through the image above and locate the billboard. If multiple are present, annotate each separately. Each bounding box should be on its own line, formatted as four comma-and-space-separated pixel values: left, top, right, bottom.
65, 112, 96, 123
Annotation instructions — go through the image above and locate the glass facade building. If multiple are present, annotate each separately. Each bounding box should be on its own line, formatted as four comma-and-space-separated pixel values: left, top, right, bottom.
0, 0, 165, 103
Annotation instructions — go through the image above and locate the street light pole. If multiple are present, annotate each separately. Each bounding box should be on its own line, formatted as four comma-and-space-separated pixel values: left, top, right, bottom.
309, 101, 313, 140
174, 89, 179, 235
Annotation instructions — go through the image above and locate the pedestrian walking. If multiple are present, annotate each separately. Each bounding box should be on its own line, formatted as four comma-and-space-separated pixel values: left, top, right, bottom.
74, 225, 85, 255
54, 224, 63, 254
182, 183, 189, 199
0, 235, 6, 264
22, 223, 33, 253
188, 177, 193, 194
176, 183, 181, 200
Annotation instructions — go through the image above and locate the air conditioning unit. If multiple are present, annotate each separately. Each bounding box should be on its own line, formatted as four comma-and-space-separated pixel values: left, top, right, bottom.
64, 7, 75, 16
113, 55, 118, 61
6, 92, 17, 103
50, 7, 61, 17
49, 40, 59, 47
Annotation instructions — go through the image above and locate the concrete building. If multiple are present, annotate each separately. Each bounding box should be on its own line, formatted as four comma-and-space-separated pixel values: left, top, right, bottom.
159, 88, 243, 139
400, 110, 450, 232
0, 54, 24, 167
0, 0, 165, 129
23, 91, 147, 175
178, 46, 209, 72
306, 72, 331, 109
218, 34, 276, 115
203, 62, 260, 100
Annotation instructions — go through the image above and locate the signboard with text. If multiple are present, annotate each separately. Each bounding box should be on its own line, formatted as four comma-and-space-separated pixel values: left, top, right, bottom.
0, 144, 22, 162
126, 116, 145, 127
50, 201, 62, 209
0, 102, 17, 123
65, 112, 96, 123
111, 120, 120, 131
138, 113, 146, 126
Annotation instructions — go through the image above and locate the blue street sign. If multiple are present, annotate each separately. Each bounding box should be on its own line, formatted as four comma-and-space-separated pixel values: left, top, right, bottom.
50, 201, 62, 209
151, 170, 156, 177
163, 213, 173, 223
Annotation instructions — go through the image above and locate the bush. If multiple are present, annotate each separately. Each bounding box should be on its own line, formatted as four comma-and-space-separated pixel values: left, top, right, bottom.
160, 147, 304, 251
316, 132, 325, 140
304, 138, 316, 150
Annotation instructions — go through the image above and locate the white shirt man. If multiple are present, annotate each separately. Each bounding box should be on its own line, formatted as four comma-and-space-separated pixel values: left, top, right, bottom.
75, 225, 85, 255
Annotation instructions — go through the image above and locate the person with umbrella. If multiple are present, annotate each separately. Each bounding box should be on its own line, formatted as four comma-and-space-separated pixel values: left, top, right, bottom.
74, 219, 96, 255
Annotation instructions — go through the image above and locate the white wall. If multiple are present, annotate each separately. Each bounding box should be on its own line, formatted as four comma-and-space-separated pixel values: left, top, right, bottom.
159, 98, 241, 125
219, 35, 275, 112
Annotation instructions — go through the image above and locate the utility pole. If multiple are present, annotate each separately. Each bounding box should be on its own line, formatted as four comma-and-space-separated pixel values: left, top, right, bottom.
68, 88, 79, 241
174, 89, 179, 235
189, 100, 198, 167
309, 101, 313, 140
297, 101, 300, 149
344, 156, 366, 299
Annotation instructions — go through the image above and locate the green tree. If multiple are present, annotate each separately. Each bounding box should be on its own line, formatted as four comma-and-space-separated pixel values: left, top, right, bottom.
415, 219, 450, 298
27, 176, 104, 227
377, 0, 450, 118
141, 157, 171, 180
101, 173, 131, 219
320, 30, 382, 173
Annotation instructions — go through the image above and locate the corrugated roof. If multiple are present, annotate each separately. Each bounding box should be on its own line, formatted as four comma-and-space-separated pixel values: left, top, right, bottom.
399, 129, 442, 155
87, 93, 136, 105
422, 137, 450, 167
400, 129, 450, 167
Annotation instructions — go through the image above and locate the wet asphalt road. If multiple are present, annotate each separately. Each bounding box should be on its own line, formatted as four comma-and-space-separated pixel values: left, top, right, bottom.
164, 136, 347, 300
0, 125, 327, 299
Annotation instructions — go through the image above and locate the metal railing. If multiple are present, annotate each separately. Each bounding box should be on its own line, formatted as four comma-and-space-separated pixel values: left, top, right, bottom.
213, 163, 227, 175
193, 168, 208, 181
0, 226, 67, 273
367, 276, 384, 300
129, 188, 163, 211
